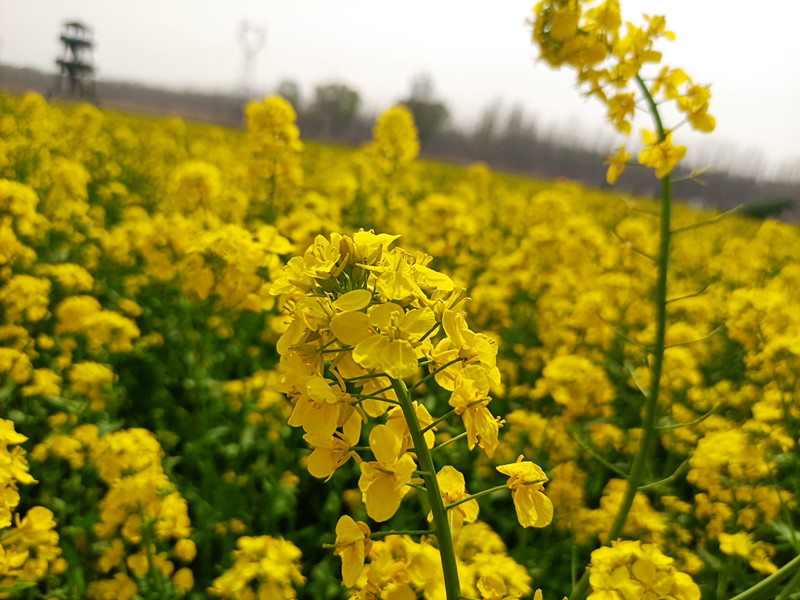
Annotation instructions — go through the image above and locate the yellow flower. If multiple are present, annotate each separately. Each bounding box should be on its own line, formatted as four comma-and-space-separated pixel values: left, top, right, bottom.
97, 539, 125, 573
350, 302, 435, 379
246, 96, 302, 156
588, 541, 700, 600
718, 532, 778, 575
449, 365, 500, 458
304, 409, 362, 480
358, 425, 417, 522
173, 567, 195, 594
604, 146, 631, 185
173, 538, 197, 563
372, 105, 419, 165
385, 401, 436, 451
637, 129, 686, 179
334, 515, 372, 587
477, 573, 517, 600
606, 94, 636, 135
126, 549, 150, 578
496, 456, 553, 528
651, 66, 689, 99
87, 573, 139, 600
286, 374, 353, 440
433, 466, 479, 530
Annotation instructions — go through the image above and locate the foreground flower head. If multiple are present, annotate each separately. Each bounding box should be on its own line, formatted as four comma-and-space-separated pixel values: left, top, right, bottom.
588, 540, 700, 600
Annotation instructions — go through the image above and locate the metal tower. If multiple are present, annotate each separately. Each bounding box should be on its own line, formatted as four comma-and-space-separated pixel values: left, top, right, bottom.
52, 21, 97, 100
238, 21, 265, 98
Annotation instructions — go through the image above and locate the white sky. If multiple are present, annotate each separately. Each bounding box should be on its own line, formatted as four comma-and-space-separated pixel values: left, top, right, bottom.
1, 0, 800, 181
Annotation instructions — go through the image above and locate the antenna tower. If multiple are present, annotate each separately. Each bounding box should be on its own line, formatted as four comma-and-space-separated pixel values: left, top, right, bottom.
238, 21, 266, 99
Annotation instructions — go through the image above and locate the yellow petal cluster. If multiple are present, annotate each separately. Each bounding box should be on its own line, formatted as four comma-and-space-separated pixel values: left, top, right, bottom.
588, 540, 700, 600
532, 0, 714, 181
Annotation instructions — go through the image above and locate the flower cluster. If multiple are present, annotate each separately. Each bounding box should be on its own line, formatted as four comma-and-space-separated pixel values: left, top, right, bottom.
588, 540, 700, 600
0, 420, 63, 592
271, 231, 505, 516
532, 0, 714, 183
209, 536, 305, 599
272, 231, 553, 597
33, 426, 195, 599
337, 524, 534, 600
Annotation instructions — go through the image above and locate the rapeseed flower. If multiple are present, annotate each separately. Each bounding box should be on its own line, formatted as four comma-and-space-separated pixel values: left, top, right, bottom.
496, 456, 553, 528
358, 425, 416, 522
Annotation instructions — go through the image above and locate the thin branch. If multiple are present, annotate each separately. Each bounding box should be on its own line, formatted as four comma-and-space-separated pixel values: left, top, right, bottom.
670, 205, 742, 235
369, 528, 435, 540
670, 167, 712, 184
568, 430, 629, 479
663, 325, 723, 349
655, 402, 721, 431
638, 459, 689, 490
344, 372, 389, 383
666, 280, 714, 304
408, 357, 463, 392
445, 484, 508, 511
622, 196, 660, 217
611, 228, 657, 262
431, 431, 469, 454
597, 312, 654, 353
352, 395, 399, 406
729, 553, 800, 600
422, 408, 457, 434
419, 323, 441, 344
624, 361, 651, 399
319, 345, 353, 354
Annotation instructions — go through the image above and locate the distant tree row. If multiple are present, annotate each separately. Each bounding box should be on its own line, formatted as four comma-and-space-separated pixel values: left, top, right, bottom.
273, 72, 798, 220
276, 73, 448, 148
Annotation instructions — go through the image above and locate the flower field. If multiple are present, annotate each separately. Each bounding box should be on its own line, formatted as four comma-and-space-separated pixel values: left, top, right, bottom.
2, 6, 800, 599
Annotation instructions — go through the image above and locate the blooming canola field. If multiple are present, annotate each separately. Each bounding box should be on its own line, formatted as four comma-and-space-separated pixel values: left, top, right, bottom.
1, 87, 800, 600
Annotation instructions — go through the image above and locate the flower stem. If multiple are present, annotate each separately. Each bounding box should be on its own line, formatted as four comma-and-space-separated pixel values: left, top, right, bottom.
409, 358, 462, 392
446, 484, 508, 511
569, 75, 671, 600
730, 554, 800, 600
431, 431, 469, 454
141, 515, 165, 597
390, 377, 461, 600
369, 528, 435, 540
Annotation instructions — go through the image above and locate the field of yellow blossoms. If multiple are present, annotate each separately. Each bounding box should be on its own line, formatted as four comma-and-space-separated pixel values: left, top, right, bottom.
1, 80, 800, 600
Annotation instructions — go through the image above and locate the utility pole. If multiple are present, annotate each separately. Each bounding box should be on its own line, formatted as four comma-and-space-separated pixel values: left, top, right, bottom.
238, 20, 265, 99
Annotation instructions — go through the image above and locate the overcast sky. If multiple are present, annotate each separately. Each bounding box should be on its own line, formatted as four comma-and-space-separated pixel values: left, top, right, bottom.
2, 0, 799, 181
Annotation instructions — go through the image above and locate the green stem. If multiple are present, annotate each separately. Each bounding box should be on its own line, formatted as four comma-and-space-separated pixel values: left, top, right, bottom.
569, 75, 671, 600
637, 458, 689, 490
445, 484, 508, 511
352, 394, 399, 405
431, 431, 469, 454
773, 560, 800, 600
409, 358, 463, 392
568, 430, 629, 479
141, 515, 165, 597
369, 528, 435, 540
344, 372, 389, 383
423, 408, 458, 434
390, 378, 461, 600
